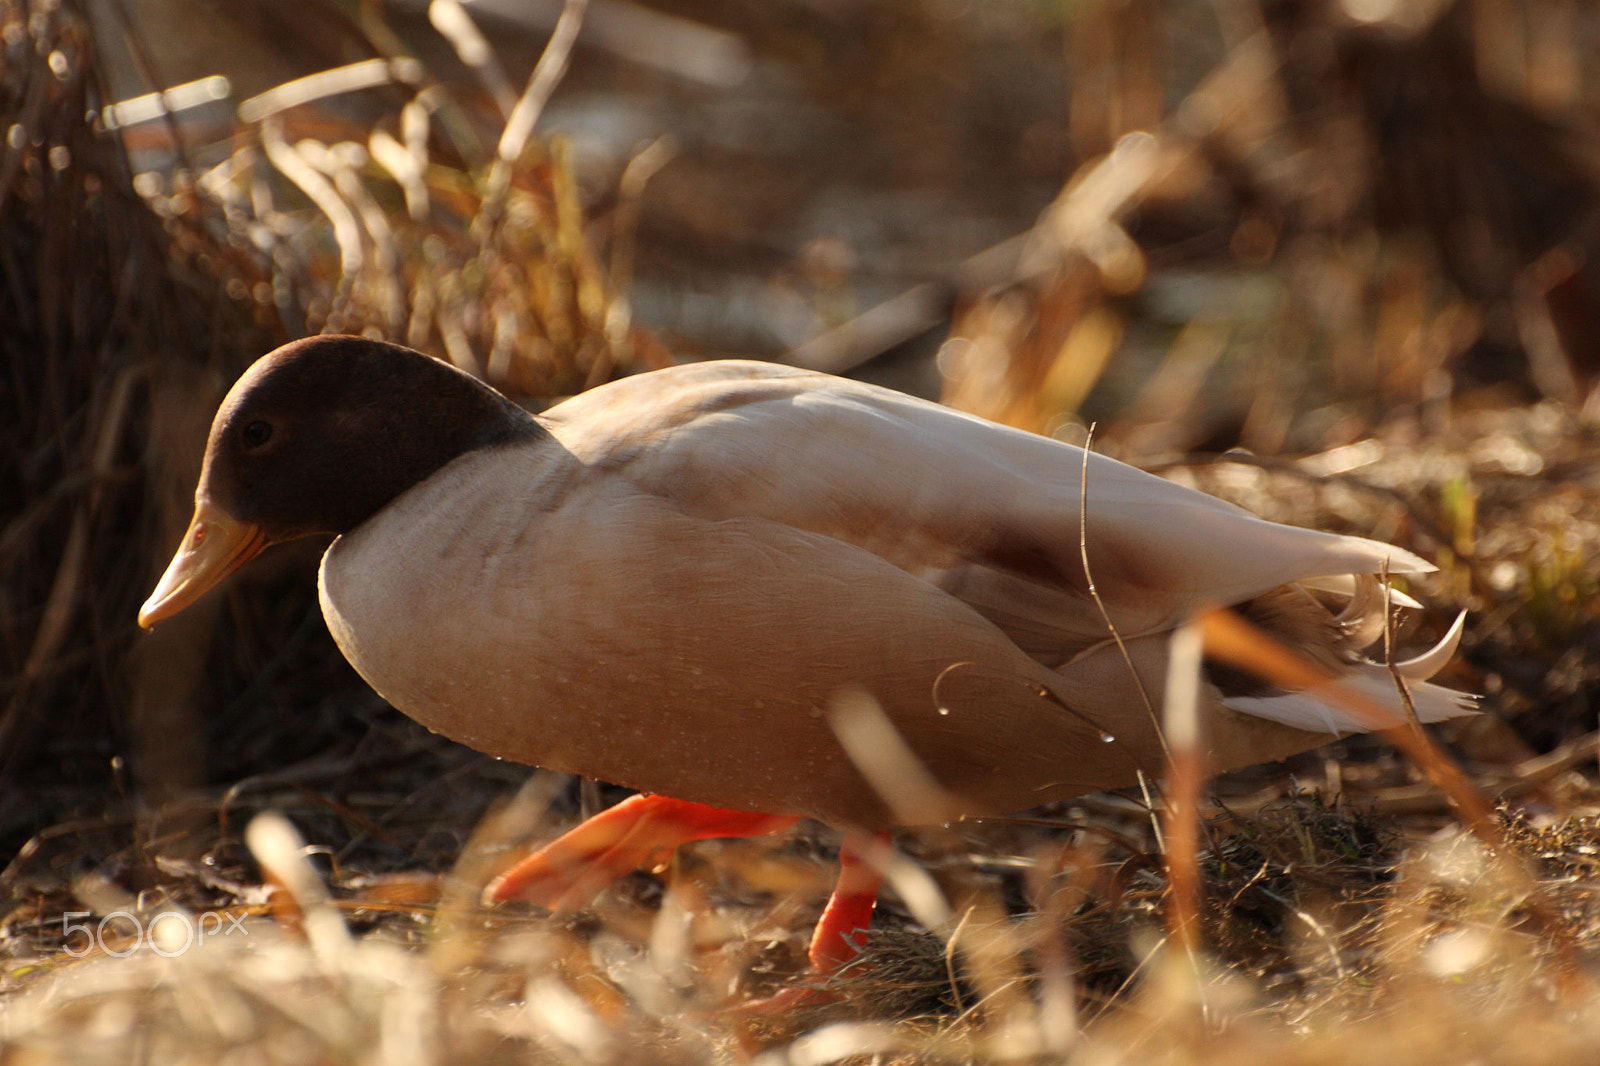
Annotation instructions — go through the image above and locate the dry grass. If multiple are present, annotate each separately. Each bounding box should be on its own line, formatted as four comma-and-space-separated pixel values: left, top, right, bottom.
5, 0, 1600, 1062
9, 789, 1600, 1063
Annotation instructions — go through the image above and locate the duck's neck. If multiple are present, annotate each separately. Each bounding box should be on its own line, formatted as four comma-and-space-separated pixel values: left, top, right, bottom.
322, 355, 547, 534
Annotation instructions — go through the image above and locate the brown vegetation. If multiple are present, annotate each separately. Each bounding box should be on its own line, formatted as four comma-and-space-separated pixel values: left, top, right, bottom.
3, 0, 1600, 1061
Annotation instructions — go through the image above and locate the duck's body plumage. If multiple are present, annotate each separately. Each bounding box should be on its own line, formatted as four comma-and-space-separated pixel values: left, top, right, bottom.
297, 356, 1468, 830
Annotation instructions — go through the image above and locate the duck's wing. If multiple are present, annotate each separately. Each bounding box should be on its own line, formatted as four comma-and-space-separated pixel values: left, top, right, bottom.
541, 361, 1434, 661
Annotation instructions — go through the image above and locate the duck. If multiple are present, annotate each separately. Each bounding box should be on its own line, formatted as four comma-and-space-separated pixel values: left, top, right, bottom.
139, 335, 1472, 974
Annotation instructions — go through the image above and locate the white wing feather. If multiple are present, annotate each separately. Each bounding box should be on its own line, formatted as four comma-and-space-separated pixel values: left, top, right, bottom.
543, 361, 1437, 661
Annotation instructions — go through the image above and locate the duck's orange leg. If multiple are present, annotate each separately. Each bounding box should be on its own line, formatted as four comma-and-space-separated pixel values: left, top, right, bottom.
486, 793, 889, 1004
728, 831, 891, 1014
807, 832, 888, 971
485, 794, 799, 913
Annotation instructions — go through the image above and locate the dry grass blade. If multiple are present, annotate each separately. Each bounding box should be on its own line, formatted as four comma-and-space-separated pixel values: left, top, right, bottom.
1379, 561, 1425, 732
496, 0, 589, 167
1162, 620, 1206, 962
828, 689, 961, 828
1078, 423, 1163, 749
428, 0, 517, 118
237, 58, 422, 124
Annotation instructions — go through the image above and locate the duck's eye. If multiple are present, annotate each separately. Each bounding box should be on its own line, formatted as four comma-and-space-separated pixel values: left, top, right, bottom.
241, 420, 274, 450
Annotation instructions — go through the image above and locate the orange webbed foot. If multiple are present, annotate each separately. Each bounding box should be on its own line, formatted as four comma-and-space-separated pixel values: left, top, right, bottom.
485, 793, 799, 912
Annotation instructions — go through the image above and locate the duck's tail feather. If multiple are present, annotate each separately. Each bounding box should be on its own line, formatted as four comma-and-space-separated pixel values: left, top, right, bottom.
1220, 611, 1476, 736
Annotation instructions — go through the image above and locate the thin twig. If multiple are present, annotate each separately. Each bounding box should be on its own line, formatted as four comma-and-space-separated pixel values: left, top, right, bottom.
1381, 558, 1424, 732
1077, 424, 1165, 750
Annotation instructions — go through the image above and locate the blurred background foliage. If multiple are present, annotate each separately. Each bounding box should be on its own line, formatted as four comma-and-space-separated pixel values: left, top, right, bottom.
2, 0, 1599, 914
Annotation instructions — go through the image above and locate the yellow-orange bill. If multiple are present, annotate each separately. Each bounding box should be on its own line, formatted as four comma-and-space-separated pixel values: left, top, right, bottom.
138, 501, 268, 628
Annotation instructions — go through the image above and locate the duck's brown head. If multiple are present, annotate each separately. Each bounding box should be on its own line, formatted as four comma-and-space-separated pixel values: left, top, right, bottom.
139, 335, 537, 628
